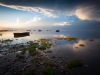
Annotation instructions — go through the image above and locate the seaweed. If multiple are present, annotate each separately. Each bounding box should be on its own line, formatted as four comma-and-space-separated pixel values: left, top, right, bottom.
42, 66, 57, 75
67, 59, 83, 68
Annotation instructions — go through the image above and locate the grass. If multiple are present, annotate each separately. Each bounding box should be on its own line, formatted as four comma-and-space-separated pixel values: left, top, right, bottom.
39, 57, 43, 61
31, 59, 34, 63
67, 38, 72, 41
29, 48, 35, 53
29, 48, 38, 56
21, 47, 27, 54
64, 38, 67, 40
33, 42, 39, 45
56, 43, 59, 44
74, 38, 77, 40
67, 37, 77, 41
79, 44, 85, 47
22, 47, 27, 50
42, 66, 57, 75
31, 58, 39, 65
26, 70, 35, 75
67, 59, 83, 68
4, 39, 13, 42
20, 44, 24, 47
55, 37, 63, 40
47, 50, 52, 53
31, 57, 43, 65
47, 46, 51, 48
75, 47, 78, 48
16, 54, 25, 59
21, 50, 26, 54
16, 54, 20, 58
62, 69, 66, 73
48, 43, 52, 46
28, 45, 36, 49
29, 41, 33, 45
46, 61, 55, 67
30, 51, 38, 56
38, 44, 47, 49
75, 41, 79, 43
89, 39, 94, 41
28, 47, 38, 56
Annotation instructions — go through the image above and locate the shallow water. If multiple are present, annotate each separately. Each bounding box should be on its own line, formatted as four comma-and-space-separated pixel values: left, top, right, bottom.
0, 30, 100, 74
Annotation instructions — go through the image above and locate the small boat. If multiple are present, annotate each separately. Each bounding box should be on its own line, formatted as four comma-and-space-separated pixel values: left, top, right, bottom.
27, 30, 31, 31
38, 29, 42, 32
14, 32, 30, 38
56, 30, 60, 32
0, 34, 2, 36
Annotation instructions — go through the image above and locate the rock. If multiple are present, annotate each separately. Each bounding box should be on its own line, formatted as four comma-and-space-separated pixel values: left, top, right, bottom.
3, 52, 7, 55
40, 62, 43, 65
41, 54, 43, 56
52, 56, 55, 58
84, 65, 89, 67
0, 57, 2, 58
32, 68, 35, 71
8, 60, 11, 62
65, 65, 67, 67
75, 41, 79, 43
23, 60, 26, 63
59, 61, 63, 63
26, 65, 29, 67
4, 58, 7, 60
59, 56, 62, 58
60, 66, 63, 68
12, 62, 15, 64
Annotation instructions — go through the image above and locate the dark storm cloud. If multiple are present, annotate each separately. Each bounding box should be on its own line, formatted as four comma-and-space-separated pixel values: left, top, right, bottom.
0, 0, 100, 20
0, 0, 100, 10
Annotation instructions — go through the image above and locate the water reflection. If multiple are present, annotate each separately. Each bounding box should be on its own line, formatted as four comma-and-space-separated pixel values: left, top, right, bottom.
0, 34, 2, 36
0, 31, 100, 71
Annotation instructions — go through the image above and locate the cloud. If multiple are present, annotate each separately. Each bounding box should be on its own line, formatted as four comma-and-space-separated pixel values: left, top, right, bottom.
0, 3, 58, 18
17, 15, 41, 25
0, 0, 100, 21
54, 22, 71, 26
75, 6, 100, 21
0, 27, 3, 30
16, 17, 20, 24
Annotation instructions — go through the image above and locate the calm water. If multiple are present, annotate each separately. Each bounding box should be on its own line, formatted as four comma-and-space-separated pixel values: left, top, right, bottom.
0, 30, 100, 74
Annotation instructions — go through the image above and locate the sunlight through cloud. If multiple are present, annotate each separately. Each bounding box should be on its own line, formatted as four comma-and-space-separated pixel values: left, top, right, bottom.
54, 22, 71, 26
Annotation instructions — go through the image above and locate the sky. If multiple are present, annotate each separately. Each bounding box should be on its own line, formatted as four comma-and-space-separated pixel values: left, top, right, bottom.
0, 0, 100, 30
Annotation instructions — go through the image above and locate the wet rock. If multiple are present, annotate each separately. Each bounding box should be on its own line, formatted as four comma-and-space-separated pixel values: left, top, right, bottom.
65, 65, 67, 67
75, 41, 79, 43
8, 60, 11, 62
23, 60, 26, 63
0, 56, 2, 58
54, 65, 59, 68
3, 52, 7, 55
12, 62, 15, 64
26, 65, 30, 67
84, 65, 89, 67
59, 61, 62, 63
41, 54, 43, 56
32, 68, 35, 71
52, 56, 55, 58
59, 56, 62, 58
40, 62, 43, 65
